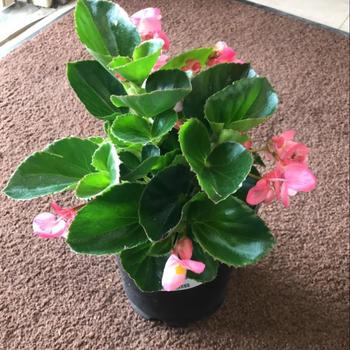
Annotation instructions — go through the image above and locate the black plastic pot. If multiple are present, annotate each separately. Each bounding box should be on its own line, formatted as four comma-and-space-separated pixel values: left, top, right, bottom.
117, 259, 231, 327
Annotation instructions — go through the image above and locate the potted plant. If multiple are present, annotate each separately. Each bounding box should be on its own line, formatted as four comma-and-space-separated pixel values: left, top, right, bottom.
3, 0, 317, 327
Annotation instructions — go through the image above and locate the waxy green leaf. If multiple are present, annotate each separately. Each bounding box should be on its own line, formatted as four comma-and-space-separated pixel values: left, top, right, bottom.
183, 63, 252, 119
108, 39, 163, 84
179, 119, 253, 203
120, 242, 167, 292
68, 183, 148, 254
67, 60, 126, 120
75, 0, 140, 64
76, 142, 121, 198
123, 150, 178, 182
111, 70, 191, 117
161, 47, 214, 70
188, 195, 275, 266
139, 165, 194, 241
111, 110, 177, 145
4, 138, 98, 200
205, 77, 278, 131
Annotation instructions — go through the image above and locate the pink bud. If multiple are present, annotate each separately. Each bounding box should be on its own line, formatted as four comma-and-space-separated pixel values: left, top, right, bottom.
174, 237, 193, 260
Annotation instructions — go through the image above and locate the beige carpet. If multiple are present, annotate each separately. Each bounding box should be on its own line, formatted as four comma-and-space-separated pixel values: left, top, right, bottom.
0, 0, 349, 349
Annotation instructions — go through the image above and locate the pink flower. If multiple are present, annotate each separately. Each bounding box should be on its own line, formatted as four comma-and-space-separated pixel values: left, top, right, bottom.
161, 254, 205, 291
271, 130, 309, 165
131, 8, 170, 51
181, 59, 201, 74
246, 164, 316, 207
152, 54, 169, 71
161, 237, 205, 291
32, 202, 76, 239
207, 41, 243, 67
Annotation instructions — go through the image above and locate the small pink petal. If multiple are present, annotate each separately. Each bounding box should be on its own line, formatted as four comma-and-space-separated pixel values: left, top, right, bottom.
33, 212, 57, 235
180, 259, 206, 274
280, 182, 290, 208
246, 179, 271, 205
284, 163, 317, 192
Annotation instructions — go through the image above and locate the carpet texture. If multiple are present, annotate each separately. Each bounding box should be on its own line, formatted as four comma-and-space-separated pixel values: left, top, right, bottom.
0, 1, 349, 349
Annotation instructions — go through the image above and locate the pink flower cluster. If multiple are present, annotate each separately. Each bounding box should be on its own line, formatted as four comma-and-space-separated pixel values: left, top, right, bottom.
33, 202, 76, 239
161, 237, 205, 291
247, 130, 317, 207
130, 8, 243, 74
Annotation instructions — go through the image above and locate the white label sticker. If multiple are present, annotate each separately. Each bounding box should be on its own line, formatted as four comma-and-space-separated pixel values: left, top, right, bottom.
176, 278, 202, 290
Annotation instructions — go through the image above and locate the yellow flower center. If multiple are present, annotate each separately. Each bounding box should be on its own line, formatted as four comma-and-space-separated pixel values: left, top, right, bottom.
175, 265, 186, 275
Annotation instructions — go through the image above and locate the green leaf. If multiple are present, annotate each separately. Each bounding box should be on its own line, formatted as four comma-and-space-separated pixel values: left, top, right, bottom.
183, 63, 252, 120
161, 47, 214, 70
108, 39, 163, 84
120, 241, 167, 291
186, 240, 219, 283
217, 129, 249, 144
88, 136, 105, 144
141, 144, 160, 160
75, 172, 111, 198
111, 69, 191, 117
111, 110, 177, 145
122, 150, 178, 181
151, 110, 178, 139
76, 142, 120, 198
111, 114, 151, 144
205, 77, 278, 131
74, 0, 140, 64
179, 119, 253, 203
188, 195, 275, 266
67, 60, 126, 120
4, 137, 98, 200
68, 183, 148, 254
139, 165, 194, 241
148, 234, 175, 256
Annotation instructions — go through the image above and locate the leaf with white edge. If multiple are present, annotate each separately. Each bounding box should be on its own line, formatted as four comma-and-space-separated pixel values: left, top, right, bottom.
120, 241, 167, 292
183, 63, 252, 120
68, 183, 148, 254
141, 144, 160, 160
148, 234, 175, 257
188, 195, 275, 266
139, 165, 194, 241
122, 150, 178, 182
111, 110, 177, 145
75, 0, 140, 64
75, 172, 111, 198
76, 142, 121, 199
151, 110, 178, 139
179, 119, 253, 203
4, 138, 98, 200
112, 114, 151, 144
108, 39, 163, 84
67, 60, 127, 120
205, 77, 278, 131
111, 70, 191, 117
161, 47, 214, 70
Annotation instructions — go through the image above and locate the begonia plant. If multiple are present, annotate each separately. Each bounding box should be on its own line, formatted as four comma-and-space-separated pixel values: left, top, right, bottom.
4, 0, 316, 292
